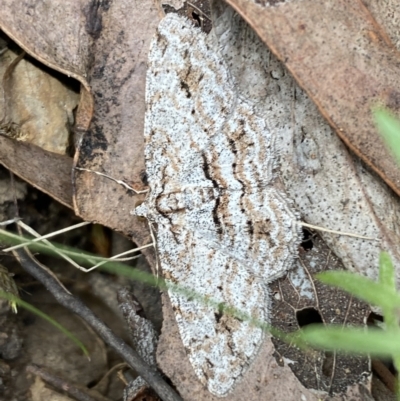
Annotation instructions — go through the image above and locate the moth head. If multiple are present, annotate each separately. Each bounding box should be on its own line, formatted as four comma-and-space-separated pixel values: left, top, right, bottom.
132, 199, 149, 220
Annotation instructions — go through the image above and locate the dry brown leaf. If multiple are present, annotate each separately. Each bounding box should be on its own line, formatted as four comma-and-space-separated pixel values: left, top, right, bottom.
0, 0, 94, 131
212, 0, 400, 285
72, 0, 162, 251
222, 0, 400, 197
0, 0, 96, 206
270, 236, 371, 394
0, 0, 160, 240
0, 49, 76, 207
0, 0, 92, 85
0, 136, 73, 208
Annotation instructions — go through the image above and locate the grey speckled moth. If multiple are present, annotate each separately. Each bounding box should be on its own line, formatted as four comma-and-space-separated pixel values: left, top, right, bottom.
135, 13, 300, 396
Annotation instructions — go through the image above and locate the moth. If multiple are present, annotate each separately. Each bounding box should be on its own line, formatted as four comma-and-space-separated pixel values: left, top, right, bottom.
135, 13, 300, 396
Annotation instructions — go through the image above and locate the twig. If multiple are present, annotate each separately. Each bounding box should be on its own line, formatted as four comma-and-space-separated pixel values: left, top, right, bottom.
74, 167, 148, 194
15, 248, 183, 401
0, 218, 20, 226
80, 243, 152, 273
300, 222, 379, 241
17, 221, 90, 271
3, 220, 151, 273
187, 2, 211, 20
2, 221, 91, 252
26, 364, 111, 401
371, 359, 396, 393
93, 362, 128, 392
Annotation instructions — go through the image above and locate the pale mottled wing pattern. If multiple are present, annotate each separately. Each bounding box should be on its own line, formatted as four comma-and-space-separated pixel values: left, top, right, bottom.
135, 14, 300, 396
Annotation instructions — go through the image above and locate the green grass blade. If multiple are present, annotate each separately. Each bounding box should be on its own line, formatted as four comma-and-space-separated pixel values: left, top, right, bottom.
317, 271, 400, 309
373, 107, 400, 163
0, 291, 89, 358
379, 252, 398, 329
379, 251, 396, 292
378, 252, 400, 398
297, 325, 400, 357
